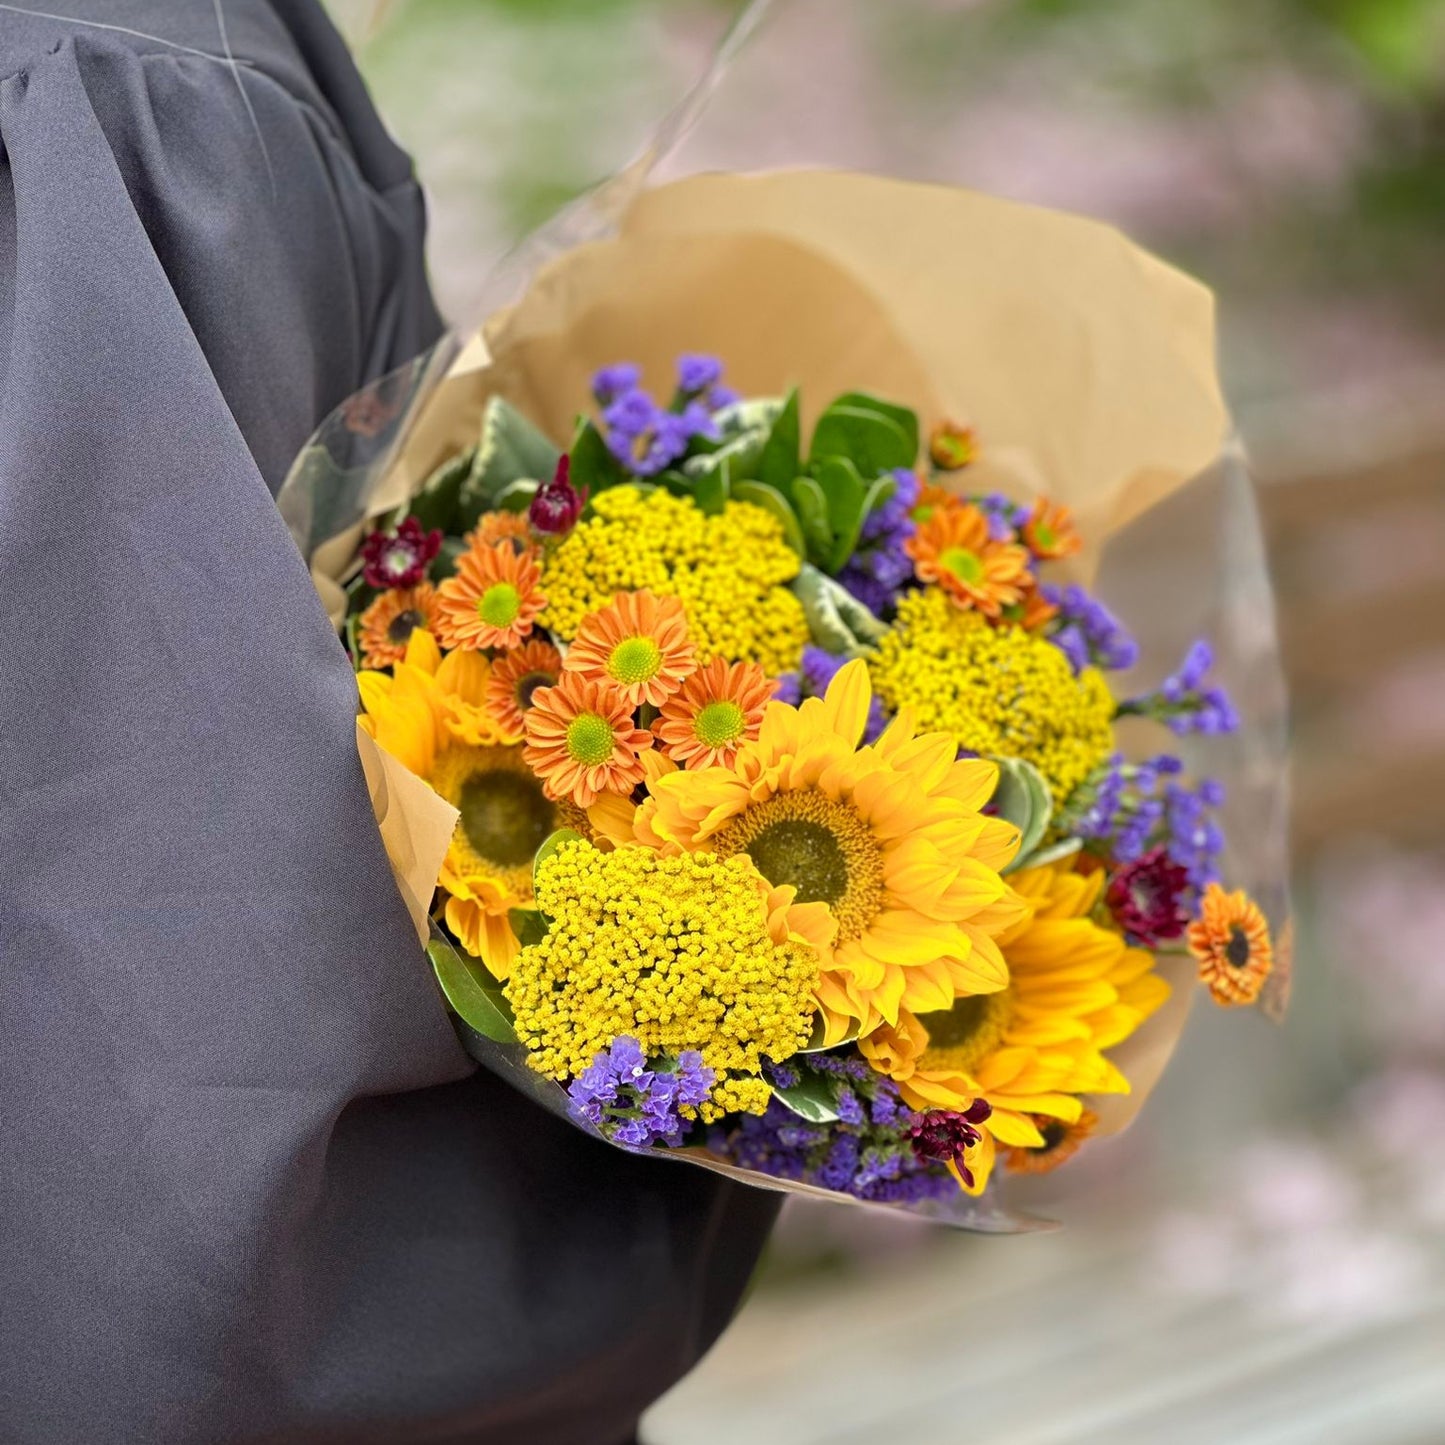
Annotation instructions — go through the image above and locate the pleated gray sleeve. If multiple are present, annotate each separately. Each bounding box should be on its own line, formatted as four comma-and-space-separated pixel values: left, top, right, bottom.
0, 6, 776, 1442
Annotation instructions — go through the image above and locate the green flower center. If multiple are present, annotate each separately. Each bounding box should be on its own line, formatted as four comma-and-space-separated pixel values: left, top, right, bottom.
387, 608, 424, 644
566, 712, 616, 766
1033, 521, 1057, 550
712, 789, 883, 944
940, 546, 984, 585
1225, 926, 1252, 970
607, 635, 663, 685
920, 989, 1014, 1074
693, 699, 745, 748
478, 582, 521, 629
458, 767, 556, 868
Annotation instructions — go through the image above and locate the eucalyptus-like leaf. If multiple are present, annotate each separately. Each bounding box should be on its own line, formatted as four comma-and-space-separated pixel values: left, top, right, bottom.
990, 757, 1054, 872
427, 938, 517, 1044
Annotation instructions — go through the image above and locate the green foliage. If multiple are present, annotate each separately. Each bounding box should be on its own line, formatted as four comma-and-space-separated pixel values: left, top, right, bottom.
428, 937, 517, 1043
773, 1071, 842, 1123
990, 757, 1056, 873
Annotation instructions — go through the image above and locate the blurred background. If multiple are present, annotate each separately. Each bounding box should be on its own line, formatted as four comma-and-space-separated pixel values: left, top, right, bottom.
329, 1, 1445, 1439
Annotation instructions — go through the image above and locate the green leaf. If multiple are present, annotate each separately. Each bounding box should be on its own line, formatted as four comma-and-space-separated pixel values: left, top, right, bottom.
492, 478, 539, 514
409, 445, 478, 535
1017, 836, 1083, 871
730, 480, 805, 556
791, 564, 885, 656
532, 827, 586, 894
428, 938, 517, 1043
757, 388, 802, 490
508, 907, 550, 948
812, 456, 872, 574
773, 1072, 841, 1123
990, 757, 1054, 872
430, 536, 468, 582
809, 400, 916, 475
568, 418, 627, 497
830, 391, 920, 464
690, 461, 729, 515
790, 475, 835, 568
455, 399, 560, 528
799, 1017, 862, 1052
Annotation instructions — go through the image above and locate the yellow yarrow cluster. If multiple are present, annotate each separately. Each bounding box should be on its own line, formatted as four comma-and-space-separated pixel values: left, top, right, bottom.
504, 840, 819, 1119
541, 488, 809, 674
869, 587, 1115, 805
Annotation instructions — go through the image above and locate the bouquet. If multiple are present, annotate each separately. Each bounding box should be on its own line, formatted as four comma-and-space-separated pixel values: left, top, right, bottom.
281, 172, 1290, 1229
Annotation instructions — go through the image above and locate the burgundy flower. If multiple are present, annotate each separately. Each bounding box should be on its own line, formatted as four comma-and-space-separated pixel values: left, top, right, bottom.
528, 455, 588, 537
909, 1099, 992, 1188
1107, 847, 1191, 945
360, 516, 442, 591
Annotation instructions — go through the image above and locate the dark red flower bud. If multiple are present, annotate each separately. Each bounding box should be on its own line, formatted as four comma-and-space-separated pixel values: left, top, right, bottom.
529, 454, 588, 537
909, 1104, 991, 1186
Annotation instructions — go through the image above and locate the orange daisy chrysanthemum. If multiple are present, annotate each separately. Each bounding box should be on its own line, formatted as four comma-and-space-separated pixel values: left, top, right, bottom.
357, 583, 441, 669
913, 483, 963, 526
523, 672, 654, 807
467, 510, 537, 554
563, 590, 695, 708
929, 419, 977, 471
1022, 499, 1082, 560
655, 658, 773, 770
486, 639, 563, 737
1188, 883, 1274, 1007
906, 503, 1031, 618
434, 540, 546, 651
1012, 580, 1060, 633
1004, 1110, 1099, 1175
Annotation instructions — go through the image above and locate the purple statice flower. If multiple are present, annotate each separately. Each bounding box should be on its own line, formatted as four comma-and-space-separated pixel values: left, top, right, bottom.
706, 384, 740, 411
977, 490, 1032, 542
1123, 638, 1240, 735
838, 467, 920, 617
567, 1036, 715, 1150
1041, 583, 1140, 674
591, 362, 641, 406
773, 646, 889, 742
676, 353, 724, 396
598, 375, 721, 478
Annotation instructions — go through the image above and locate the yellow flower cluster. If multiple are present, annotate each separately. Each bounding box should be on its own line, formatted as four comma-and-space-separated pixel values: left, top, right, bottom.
541, 488, 809, 674
869, 587, 1115, 805
504, 840, 819, 1118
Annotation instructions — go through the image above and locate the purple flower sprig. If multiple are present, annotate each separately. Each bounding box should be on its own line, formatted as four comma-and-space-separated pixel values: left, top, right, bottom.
568, 1036, 714, 1150
1041, 583, 1140, 674
837, 467, 919, 617
590, 355, 734, 478
774, 646, 889, 742
1118, 639, 1239, 735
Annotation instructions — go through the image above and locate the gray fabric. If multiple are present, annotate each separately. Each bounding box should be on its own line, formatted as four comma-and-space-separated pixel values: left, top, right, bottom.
0, 5, 776, 1442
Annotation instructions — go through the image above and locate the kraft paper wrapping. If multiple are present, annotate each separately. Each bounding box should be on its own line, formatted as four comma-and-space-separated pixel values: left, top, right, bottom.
317, 170, 1248, 1155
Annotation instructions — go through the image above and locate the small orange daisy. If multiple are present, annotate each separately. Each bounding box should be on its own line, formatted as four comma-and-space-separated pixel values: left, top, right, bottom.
1010, 580, 1060, 633
906, 503, 1031, 617
486, 639, 564, 736
467, 510, 536, 555
1005, 1110, 1099, 1175
1022, 499, 1082, 560
523, 673, 653, 807
655, 658, 773, 770
434, 540, 546, 652
1188, 883, 1274, 1007
913, 483, 963, 526
929, 419, 977, 471
357, 583, 441, 669
563, 590, 696, 708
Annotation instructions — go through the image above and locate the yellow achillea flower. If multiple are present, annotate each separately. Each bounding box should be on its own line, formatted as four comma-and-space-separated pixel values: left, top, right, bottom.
540, 488, 809, 674
505, 840, 833, 1119
860, 862, 1169, 1193
633, 660, 1027, 1043
869, 586, 1115, 805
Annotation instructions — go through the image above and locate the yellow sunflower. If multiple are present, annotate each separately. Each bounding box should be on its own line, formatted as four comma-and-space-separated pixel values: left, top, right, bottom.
634, 659, 1027, 1043
358, 630, 591, 979
860, 860, 1170, 1193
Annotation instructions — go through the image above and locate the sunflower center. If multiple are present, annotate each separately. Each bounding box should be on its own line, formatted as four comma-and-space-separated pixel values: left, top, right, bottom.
566, 711, 616, 766
458, 768, 556, 868
477, 583, 521, 628
607, 635, 663, 685
693, 699, 745, 748
940, 546, 984, 585
711, 790, 884, 944
387, 608, 424, 644
919, 989, 1013, 1074
1225, 925, 1252, 970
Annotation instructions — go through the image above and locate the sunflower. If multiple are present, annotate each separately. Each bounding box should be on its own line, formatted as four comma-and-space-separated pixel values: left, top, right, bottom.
486, 639, 563, 736
859, 861, 1169, 1193
1004, 1109, 1099, 1175
906, 503, 1031, 617
522, 672, 653, 807
655, 657, 773, 770
434, 539, 546, 651
1188, 883, 1273, 1006
636, 659, 1027, 1042
358, 630, 574, 978
357, 583, 441, 669
563, 589, 695, 708
1022, 499, 1082, 560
